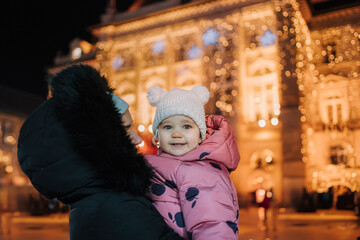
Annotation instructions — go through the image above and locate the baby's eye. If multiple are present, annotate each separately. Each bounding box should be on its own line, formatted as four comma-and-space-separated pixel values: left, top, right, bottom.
163, 125, 172, 130
183, 125, 192, 129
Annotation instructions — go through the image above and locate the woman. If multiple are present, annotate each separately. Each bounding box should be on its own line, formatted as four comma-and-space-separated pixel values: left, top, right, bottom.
17, 64, 183, 240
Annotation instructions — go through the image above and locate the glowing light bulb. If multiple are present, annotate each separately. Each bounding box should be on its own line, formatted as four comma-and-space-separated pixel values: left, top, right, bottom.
5, 165, 13, 173
265, 155, 273, 163
138, 125, 145, 132
271, 118, 279, 126
71, 47, 82, 60
258, 120, 266, 128
266, 192, 272, 198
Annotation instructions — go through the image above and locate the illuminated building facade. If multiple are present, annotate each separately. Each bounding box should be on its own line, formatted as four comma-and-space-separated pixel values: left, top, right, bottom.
92, 0, 302, 207
47, 0, 360, 208
0, 87, 44, 211
296, 2, 360, 205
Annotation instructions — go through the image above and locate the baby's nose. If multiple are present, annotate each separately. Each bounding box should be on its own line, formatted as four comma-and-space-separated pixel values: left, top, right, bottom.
171, 130, 183, 138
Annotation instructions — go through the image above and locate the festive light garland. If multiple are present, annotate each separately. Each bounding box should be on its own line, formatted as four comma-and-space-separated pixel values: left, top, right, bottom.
95, 0, 360, 192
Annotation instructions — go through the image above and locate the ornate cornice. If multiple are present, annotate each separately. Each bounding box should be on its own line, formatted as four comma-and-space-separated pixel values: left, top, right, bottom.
309, 5, 360, 29
295, 0, 360, 29
92, 0, 268, 38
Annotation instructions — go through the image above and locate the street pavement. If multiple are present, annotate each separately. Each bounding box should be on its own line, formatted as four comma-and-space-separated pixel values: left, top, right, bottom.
238, 207, 360, 240
0, 212, 69, 240
0, 207, 359, 240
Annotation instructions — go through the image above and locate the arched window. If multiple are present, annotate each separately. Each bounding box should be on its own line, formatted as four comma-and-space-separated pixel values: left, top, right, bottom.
323, 95, 345, 127
244, 58, 280, 123
317, 75, 350, 129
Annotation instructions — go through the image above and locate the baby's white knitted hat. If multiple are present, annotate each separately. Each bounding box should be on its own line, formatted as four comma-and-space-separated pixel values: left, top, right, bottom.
147, 85, 210, 141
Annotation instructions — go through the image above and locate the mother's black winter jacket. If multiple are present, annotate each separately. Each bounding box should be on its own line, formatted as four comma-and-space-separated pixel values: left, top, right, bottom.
17, 65, 182, 240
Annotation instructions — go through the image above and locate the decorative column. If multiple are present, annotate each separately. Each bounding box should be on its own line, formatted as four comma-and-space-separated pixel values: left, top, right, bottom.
274, 0, 305, 207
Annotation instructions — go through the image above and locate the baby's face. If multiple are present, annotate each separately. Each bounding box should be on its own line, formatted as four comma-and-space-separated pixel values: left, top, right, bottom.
158, 115, 201, 156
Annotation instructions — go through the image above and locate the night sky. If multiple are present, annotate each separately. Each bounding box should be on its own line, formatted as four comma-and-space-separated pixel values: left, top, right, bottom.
2, 0, 358, 99
1, 0, 134, 99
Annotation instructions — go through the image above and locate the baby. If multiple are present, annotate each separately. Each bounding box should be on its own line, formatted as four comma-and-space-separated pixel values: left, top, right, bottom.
145, 85, 240, 240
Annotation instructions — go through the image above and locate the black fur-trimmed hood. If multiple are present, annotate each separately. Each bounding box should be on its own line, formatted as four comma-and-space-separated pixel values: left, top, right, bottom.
18, 65, 153, 202
50, 65, 153, 196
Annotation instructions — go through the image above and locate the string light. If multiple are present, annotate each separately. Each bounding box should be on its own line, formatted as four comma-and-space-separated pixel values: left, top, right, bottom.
276, 0, 360, 192
93, 0, 360, 193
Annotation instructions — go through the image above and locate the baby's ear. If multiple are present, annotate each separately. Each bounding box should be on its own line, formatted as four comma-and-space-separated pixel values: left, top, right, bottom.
191, 85, 210, 105
147, 85, 165, 106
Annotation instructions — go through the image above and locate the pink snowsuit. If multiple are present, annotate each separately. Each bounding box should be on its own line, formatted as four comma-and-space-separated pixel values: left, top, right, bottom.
146, 115, 240, 240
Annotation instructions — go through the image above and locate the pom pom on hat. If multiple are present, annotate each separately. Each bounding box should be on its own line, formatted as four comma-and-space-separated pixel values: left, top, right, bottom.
191, 85, 210, 105
147, 85, 210, 141
147, 85, 165, 107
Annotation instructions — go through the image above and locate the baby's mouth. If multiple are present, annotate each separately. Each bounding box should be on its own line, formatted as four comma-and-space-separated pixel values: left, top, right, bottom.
171, 143, 185, 146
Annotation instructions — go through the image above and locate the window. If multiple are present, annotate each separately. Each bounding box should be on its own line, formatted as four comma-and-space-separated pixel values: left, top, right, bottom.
330, 145, 347, 165
251, 84, 275, 121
